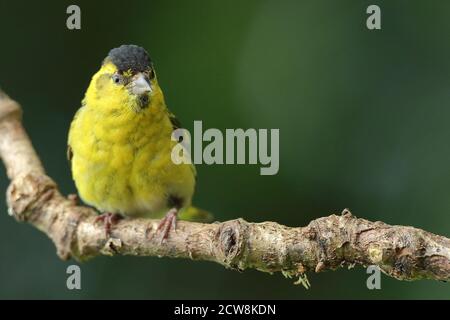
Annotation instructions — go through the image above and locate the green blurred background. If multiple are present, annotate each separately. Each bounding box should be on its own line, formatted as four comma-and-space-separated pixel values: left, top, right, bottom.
0, 0, 449, 299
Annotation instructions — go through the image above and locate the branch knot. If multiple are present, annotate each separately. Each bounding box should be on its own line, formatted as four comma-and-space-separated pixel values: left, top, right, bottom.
216, 218, 248, 270
7, 172, 56, 222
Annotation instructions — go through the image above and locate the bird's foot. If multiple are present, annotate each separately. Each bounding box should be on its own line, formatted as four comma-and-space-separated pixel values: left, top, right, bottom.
95, 212, 123, 237
149, 208, 178, 243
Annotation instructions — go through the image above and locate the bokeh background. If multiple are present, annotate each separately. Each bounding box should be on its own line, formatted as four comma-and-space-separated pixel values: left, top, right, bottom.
0, 0, 449, 299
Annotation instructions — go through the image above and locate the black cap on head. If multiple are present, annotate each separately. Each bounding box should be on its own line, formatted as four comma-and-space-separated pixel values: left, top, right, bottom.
105, 45, 152, 73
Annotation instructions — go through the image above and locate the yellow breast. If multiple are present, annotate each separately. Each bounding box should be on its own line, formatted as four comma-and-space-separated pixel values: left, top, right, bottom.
68, 65, 195, 217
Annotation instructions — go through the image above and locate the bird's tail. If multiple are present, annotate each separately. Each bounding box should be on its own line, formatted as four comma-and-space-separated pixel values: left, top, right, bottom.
178, 206, 214, 223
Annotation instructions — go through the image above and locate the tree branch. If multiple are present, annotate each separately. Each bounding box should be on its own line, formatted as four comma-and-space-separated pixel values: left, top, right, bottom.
0, 88, 449, 284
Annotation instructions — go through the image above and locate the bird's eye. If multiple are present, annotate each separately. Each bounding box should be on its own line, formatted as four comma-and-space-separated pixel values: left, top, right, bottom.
112, 74, 123, 85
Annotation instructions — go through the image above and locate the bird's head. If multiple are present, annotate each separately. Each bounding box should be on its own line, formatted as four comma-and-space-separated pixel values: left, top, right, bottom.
85, 45, 164, 114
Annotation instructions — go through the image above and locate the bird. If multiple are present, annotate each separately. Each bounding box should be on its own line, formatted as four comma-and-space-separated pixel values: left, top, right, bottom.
67, 44, 210, 240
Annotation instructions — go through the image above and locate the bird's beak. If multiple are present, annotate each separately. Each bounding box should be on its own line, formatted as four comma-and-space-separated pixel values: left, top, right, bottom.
130, 73, 152, 96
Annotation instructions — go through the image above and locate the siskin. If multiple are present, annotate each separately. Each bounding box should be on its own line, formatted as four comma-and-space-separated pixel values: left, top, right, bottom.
68, 44, 211, 240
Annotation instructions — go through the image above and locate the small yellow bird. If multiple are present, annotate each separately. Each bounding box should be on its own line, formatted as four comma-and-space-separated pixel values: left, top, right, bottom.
68, 44, 209, 239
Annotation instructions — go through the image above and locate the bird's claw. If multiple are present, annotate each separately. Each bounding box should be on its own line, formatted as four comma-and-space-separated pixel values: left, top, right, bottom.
95, 212, 123, 237
149, 208, 178, 243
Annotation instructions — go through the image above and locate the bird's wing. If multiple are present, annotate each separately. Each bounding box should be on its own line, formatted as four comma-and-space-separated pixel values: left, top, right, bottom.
67, 145, 73, 162
67, 105, 84, 163
168, 111, 181, 130
166, 109, 197, 177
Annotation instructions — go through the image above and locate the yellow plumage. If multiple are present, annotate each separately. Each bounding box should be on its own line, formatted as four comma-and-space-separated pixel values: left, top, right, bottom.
68, 45, 202, 225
